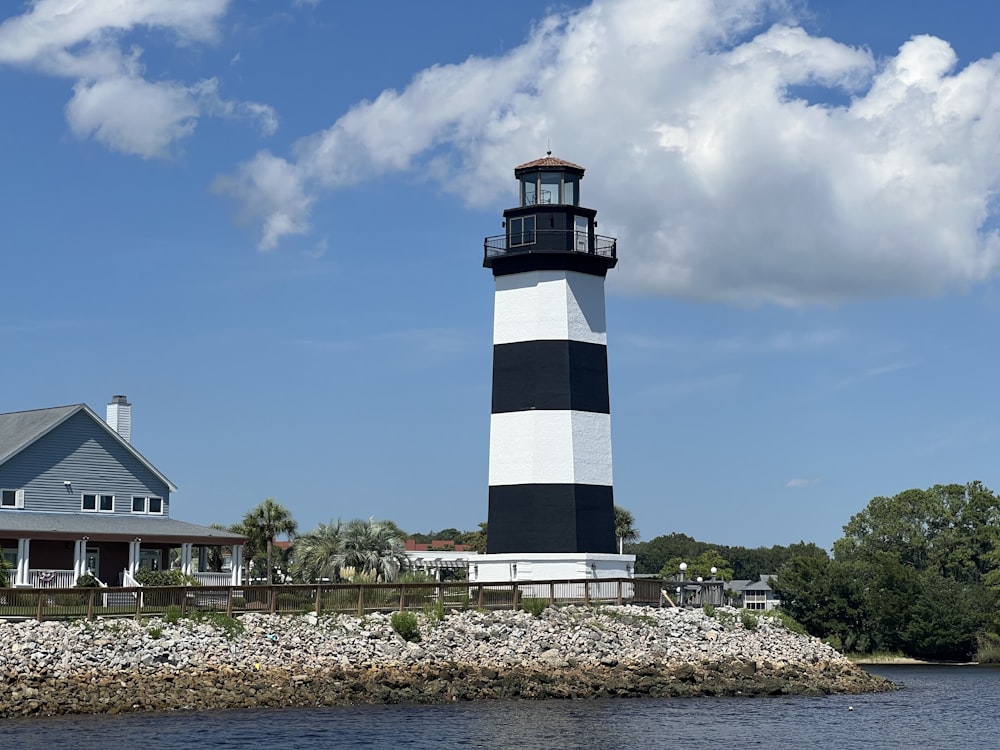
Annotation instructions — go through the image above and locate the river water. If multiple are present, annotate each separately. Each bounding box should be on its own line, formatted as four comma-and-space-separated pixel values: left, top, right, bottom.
2, 666, 995, 749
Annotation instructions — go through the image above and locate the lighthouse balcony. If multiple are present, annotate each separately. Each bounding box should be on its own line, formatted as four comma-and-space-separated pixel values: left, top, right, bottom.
483, 231, 617, 264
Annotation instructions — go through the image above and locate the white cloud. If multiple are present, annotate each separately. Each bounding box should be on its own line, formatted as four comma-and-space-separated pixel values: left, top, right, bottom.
0, 0, 276, 158
217, 0, 1000, 305
785, 477, 821, 489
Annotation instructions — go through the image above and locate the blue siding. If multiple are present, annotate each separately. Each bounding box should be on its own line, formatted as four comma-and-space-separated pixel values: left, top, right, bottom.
0, 411, 171, 515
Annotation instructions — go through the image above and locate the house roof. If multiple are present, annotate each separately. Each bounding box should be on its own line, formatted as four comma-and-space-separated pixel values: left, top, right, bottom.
0, 404, 178, 493
0, 511, 244, 545
743, 575, 777, 591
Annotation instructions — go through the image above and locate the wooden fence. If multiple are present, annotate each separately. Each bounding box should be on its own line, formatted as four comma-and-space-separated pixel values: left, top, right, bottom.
0, 578, 663, 622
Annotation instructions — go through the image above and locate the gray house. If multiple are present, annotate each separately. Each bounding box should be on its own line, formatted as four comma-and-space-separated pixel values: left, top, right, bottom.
725, 575, 781, 611
0, 397, 245, 588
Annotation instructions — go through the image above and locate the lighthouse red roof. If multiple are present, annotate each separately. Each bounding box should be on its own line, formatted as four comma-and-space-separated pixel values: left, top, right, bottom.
514, 155, 585, 172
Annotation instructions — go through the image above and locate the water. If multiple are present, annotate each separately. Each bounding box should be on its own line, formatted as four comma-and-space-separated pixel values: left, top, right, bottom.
3, 666, 997, 749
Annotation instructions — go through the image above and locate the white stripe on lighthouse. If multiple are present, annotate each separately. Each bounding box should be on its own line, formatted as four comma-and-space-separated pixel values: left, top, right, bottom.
493, 270, 607, 345
488, 410, 613, 487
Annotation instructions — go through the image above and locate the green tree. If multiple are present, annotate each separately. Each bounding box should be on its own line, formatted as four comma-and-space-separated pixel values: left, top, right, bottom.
241, 499, 298, 585
658, 549, 733, 581
614, 506, 639, 554
337, 518, 407, 582
292, 520, 344, 582
458, 523, 488, 554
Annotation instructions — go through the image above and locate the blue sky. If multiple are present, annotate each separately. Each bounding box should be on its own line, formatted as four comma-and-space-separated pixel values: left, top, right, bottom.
3, 0, 1000, 552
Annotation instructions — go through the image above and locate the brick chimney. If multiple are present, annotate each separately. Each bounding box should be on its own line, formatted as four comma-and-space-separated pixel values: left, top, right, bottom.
106, 395, 132, 443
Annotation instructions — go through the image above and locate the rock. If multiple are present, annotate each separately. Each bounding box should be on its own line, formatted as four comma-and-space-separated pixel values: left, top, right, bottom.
0, 605, 895, 717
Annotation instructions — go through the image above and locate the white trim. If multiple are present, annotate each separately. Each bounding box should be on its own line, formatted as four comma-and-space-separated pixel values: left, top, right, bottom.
1, 488, 24, 509
81, 493, 115, 513
488, 410, 613, 486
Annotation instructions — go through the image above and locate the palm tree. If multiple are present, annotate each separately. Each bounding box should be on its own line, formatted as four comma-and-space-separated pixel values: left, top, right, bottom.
336, 518, 407, 582
614, 505, 639, 554
241, 499, 298, 584
292, 520, 344, 582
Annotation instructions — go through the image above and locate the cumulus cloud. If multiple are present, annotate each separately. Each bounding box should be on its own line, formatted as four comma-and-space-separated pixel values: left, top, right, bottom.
216, 0, 1000, 305
0, 0, 276, 158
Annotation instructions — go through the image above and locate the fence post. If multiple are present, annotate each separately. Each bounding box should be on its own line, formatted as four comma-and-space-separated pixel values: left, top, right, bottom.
181, 586, 188, 616
35, 591, 44, 622
315, 585, 323, 617
512, 583, 518, 611
399, 583, 406, 612
357, 586, 364, 616
226, 587, 234, 618
616, 579, 622, 606
269, 585, 276, 614
549, 582, 555, 606
477, 584, 483, 609
86, 588, 95, 621
584, 580, 590, 606
135, 588, 143, 620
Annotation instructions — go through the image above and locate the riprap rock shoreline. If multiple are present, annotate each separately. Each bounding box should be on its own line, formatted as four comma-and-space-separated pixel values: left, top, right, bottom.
0, 605, 893, 716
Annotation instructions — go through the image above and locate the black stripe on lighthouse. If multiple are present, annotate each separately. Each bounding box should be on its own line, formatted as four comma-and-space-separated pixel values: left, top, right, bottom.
491, 340, 610, 414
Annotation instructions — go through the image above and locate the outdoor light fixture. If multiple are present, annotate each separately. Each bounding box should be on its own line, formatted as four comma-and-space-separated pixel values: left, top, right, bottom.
63, 480, 72, 486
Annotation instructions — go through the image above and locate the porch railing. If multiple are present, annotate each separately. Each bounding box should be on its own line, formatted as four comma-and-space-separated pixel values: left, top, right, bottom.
193, 571, 233, 586
0, 577, 664, 622
26, 569, 76, 588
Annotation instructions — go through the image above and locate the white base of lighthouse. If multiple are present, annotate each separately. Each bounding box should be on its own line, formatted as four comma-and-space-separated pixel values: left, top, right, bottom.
469, 552, 635, 583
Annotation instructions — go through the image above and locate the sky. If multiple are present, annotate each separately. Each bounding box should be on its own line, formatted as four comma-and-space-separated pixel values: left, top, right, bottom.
3, 0, 1000, 553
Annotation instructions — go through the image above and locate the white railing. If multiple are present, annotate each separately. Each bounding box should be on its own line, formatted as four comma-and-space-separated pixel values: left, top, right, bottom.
193, 571, 232, 586
27, 569, 76, 588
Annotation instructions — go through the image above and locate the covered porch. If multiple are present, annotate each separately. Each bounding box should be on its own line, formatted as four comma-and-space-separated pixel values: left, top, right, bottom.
0, 514, 245, 589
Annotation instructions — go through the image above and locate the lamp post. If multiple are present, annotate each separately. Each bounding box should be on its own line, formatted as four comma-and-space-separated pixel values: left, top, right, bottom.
679, 562, 687, 606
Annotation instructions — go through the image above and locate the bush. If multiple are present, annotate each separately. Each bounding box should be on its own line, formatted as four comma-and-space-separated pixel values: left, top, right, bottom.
741, 610, 759, 631
771, 610, 807, 635
391, 610, 421, 642
134, 569, 195, 586
976, 632, 1000, 664
75, 574, 101, 588
521, 597, 548, 618
164, 605, 182, 624
702, 603, 716, 618
424, 599, 445, 622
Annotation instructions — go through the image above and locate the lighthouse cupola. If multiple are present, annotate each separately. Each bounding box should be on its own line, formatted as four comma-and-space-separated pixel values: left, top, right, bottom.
484, 154, 616, 275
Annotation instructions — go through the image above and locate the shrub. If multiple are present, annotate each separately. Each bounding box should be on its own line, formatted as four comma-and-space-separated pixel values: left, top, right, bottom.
187, 609, 244, 639
391, 610, 421, 642
75, 574, 101, 588
164, 605, 182, 624
134, 569, 196, 586
741, 610, 759, 631
521, 597, 548, 618
702, 603, 716, 618
771, 610, 807, 635
977, 632, 1000, 664
424, 599, 445, 622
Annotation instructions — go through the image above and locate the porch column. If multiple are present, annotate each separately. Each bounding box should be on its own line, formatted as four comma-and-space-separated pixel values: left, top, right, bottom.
128, 540, 141, 577
180, 543, 193, 576
16, 538, 30, 586
73, 540, 87, 580
230, 545, 243, 586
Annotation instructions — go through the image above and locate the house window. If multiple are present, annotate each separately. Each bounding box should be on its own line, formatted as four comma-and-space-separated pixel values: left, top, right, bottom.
2, 547, 15, 568
132, 496, 163, 514
509, 215, 536, 247
82, 493, 114, 512
1, 489, 24, 509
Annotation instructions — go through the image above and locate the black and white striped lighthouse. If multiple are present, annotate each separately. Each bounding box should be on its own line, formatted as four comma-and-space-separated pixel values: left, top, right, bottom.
483, 155, 618, 555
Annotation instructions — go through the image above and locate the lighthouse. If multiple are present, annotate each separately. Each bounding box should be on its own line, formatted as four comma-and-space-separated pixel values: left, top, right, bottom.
481, 155, 621, 565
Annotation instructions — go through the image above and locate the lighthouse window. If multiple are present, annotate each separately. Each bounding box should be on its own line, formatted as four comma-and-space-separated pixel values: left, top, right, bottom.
522, 178, 537, 206
509, 216, 536, 247
540, 172, 561, 204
